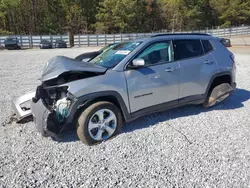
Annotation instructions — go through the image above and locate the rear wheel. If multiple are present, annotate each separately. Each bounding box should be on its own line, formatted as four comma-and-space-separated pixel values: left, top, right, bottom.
77, 101, 122, 145
203, 83, 233, 108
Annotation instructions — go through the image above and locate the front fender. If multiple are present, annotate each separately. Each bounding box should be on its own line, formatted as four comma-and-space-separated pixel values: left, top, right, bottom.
66, 91, 131, 124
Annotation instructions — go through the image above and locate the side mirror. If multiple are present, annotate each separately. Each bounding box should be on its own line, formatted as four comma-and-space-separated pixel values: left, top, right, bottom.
130, 59, 145, 68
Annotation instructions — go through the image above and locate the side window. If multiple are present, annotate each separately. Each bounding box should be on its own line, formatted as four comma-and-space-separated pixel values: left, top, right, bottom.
173, 39, 204, 60
136, 41, 173, 66
202, 40, 213, 53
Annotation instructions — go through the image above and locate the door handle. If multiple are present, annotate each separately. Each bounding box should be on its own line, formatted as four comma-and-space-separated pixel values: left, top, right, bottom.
165, 67, 178, 72
204, 60, 214, 64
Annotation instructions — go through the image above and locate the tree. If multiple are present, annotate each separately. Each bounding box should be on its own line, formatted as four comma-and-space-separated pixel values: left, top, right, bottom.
76, 0, 99, 32
211, 0, 250, 27
0, 0, 250, 35
0, 0, 21, 34
95, 0, 137, 33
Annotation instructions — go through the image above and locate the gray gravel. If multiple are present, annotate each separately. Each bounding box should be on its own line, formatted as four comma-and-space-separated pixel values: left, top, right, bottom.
0, 48, 250, 188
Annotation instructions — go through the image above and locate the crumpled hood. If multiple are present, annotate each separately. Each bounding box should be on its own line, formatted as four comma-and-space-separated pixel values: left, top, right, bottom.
41, 56, 107, 82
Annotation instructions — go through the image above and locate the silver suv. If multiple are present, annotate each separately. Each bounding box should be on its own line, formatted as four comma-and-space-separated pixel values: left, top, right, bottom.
30, 34, 236, 145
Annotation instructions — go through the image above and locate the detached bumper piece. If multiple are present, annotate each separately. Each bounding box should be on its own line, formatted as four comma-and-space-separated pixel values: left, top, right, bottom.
12, 92, 35, 122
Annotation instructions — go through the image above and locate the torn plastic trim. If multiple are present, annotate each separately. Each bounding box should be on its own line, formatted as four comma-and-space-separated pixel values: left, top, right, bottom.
32, 83, 77, 136
12, 92, 36, 122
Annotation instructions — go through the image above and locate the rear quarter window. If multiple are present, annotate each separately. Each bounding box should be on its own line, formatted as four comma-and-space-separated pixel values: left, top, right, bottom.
173, 39, 204, 60
202, 40, 213, 53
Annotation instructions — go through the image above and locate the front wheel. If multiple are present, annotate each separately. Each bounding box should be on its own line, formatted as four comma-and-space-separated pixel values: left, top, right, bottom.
77, 101, 122, 145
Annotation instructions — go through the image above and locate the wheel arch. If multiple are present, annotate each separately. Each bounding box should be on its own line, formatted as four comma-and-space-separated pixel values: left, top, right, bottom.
67, 91, 131, 126
205, 71, 232, 98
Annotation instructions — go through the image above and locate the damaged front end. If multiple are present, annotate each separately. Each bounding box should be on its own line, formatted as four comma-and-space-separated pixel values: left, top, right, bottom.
27, 56, 106, 138
31, 84, 75, 138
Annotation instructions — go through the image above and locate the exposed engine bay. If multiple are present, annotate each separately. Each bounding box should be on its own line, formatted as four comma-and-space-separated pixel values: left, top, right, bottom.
12, 56, 107, 135
33, 84, 72, 134
32, 71, 103, 134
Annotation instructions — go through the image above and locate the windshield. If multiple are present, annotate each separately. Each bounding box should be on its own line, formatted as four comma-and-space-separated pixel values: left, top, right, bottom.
90, 42, 141, 68
100, 43, 117, 52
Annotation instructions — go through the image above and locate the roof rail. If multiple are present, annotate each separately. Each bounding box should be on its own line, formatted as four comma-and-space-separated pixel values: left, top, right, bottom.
151, 33, 210, 37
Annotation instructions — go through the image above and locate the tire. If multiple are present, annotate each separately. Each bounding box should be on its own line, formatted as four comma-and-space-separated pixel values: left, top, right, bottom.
203, 83, 233, 108
77, 101, 122, 145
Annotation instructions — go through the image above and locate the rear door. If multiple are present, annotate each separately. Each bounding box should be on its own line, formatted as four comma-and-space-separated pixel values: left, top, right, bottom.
173, 39, 218, 100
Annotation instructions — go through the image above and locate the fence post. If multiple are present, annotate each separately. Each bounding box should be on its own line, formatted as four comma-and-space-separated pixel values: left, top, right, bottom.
31, 35, 34, 48
97, 35, 99, 46
77, 35, 80, 47
121, 33, 123, 42
87, 35, 90, 46
50, 35, 52, 46
105, 34, 107, 45
20, 36, 23, 47
113, 34, 115, 43
28, 35, 32, 48
28, 35, 30, 48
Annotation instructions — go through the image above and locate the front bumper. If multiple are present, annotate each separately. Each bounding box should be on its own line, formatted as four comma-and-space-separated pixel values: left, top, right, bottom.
31, 99, 50, 136
31, 99, 63, 138
12, 92, 35, 122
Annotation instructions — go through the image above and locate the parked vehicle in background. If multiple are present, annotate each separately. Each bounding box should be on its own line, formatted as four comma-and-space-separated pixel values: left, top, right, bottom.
75, 43, 118, 62
4, 37, 21, 50
221, 38, 231, 47
39, 40, 53, 49
55, 39, 67, 48
13, 33, 236, 145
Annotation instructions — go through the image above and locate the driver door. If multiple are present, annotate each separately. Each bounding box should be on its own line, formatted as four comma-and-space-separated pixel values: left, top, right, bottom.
125, 41, 180, 114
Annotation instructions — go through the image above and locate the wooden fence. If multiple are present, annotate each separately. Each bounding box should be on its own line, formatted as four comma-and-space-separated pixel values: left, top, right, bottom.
0, 26, 250, 48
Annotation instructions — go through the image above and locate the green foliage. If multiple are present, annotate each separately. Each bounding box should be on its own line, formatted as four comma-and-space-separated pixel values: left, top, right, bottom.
0, 0, 249, 34
0, 29, 13, 35
95, 0, 136, 33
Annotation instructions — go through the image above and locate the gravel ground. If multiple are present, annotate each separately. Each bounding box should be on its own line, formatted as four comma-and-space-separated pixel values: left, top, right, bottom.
0, 47, 250, 188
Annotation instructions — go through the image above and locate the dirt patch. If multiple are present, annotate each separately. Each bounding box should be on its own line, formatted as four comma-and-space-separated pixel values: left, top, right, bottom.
228, 46, 250, 54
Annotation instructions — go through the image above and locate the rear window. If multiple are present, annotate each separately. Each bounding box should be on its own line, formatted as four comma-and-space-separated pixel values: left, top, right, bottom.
173, 39, 204, 60
202, 40, 213, 53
